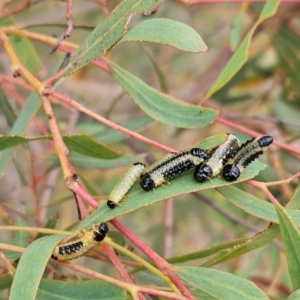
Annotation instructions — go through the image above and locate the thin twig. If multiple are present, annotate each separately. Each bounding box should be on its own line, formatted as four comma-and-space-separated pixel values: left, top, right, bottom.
51, 0, 74, 53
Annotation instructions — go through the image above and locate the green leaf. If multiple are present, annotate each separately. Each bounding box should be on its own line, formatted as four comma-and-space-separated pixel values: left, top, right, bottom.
63, 135, 121, 159
205, 0, 280, 98
109, 59, 217, 128
0, 135, 121, 159
94, 115, 154, 144
6, 217, 29, 261
35, 215, 58, 239
119, 18, 208, 53
229, 9, 243, 50
37, 279, 125, 300
60, 0, 162, 77
10, 235, 67, 300
166, 237, 248, 264
217, 185, 300, 226
287, 181, 300, 209
199, 224, 280, 268
174, 266, 268, 300
0, 274, 13, 291
199, 181, 300, 268
275, 205, 300, 290
0, 88, 17, 127
78, 160, 265, 230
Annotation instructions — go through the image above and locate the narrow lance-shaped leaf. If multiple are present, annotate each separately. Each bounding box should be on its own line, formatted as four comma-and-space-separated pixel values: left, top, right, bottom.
78, 160, 265, 230
199, 224, 280, 268
205, 0, 279, 98
0, 135, 121, 159
175, 266, 268, 300
275, 204, 300, 291
60, 0, 163, 77
10, 235, 66, 300
119, 18, 208, 53
200, 180, 300, 268
108, 59, 217, 128
217, 185, 300, 227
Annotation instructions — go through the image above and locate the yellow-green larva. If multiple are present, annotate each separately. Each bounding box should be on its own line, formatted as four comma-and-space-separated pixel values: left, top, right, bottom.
193, 134, 240, 182
51, 223, 108, 261
107, 162, 146, 209
222, 135, 273, 181
140, 148, 209, 191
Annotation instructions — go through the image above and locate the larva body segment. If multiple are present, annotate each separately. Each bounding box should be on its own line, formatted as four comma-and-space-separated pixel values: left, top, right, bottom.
107, 162, 146, 209
51, 223, 108, 261
194, 134, 240, 182
140, 148, 209, 191
223, 135, 273, 181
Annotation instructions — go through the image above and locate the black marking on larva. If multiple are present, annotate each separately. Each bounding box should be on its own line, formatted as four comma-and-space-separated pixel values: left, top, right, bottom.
194, 134, 240, 183
222, 135, 273, 181
107, 162, 146, 209
140, 148, 209, 191
51, 223, 109, 261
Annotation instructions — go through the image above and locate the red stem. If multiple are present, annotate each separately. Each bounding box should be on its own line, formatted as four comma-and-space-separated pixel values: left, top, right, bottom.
102, 243, 147, 300
110, 219, 195, 300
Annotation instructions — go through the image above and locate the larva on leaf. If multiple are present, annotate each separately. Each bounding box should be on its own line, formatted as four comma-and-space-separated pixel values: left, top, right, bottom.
51, 223, 108, 261
107, 162, 146, 209
140, 148, 209, 191
194, 134, 240, 183
222, 135, 273, 181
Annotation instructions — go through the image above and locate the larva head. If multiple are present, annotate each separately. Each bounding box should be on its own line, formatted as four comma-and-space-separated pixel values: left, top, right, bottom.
133, 162, 146, 167
190, 148, 209, 159
222, 164, 240, 181
140, 174, 155, 191
258, 136, 273, 148
107, 200, 116, 209
194, 164, 213, 182
93, 223, 109, 242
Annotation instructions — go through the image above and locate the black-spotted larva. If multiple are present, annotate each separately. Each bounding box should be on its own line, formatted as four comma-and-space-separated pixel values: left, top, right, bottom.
51, 223, 108, 261
193, 134, 240, 183
222, 135, 273, 181
140, 148, 209, 191
107, 162, 146, 209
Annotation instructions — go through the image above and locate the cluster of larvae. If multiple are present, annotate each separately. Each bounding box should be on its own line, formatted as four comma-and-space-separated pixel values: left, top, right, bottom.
51, 135, 273, 261
107, 134, 273, 209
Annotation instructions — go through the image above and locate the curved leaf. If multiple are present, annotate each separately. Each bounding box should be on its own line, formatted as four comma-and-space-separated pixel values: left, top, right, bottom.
276, 205, 300, 291
60, 0, 163, 77
200, 224, 280, 268
206, 0, 280, 98
78, 160, 266, 230
0, 135, 121, 159
119, 18, 208, 53
10, 235, 66, 300
175, 266, 268, 300
217, 185, 300, 226
109, 59, 217, 128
